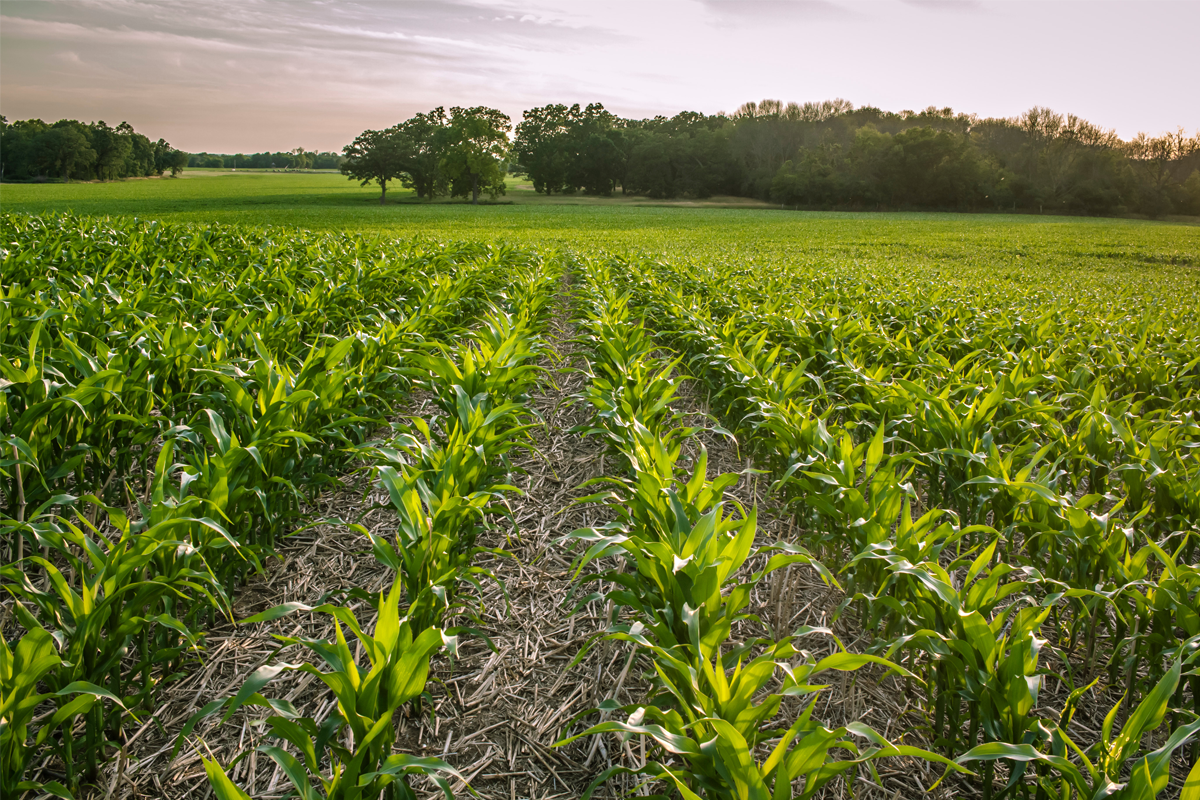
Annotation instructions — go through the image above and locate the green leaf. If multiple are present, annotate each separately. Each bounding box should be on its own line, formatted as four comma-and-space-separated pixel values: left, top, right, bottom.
956, 742, 1086, 792
16, 780, 75, 799
1181, 757, 1200, 800
201, 755, 253, 800
1112, 659, 1180, 762
258, 745, 321, 800
864, 420, 885, 479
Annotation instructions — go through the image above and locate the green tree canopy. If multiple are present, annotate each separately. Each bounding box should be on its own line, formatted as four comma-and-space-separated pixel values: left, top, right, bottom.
40, 123, 97, 181
513, 103, 573, 194
440, 106, 511, 204
513, 103, 624, 196
340, 127, 412, 204
0, 117, 182, 181
396, 107, 449, 200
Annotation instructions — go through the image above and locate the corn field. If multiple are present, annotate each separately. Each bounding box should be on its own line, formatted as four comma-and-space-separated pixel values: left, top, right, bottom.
2, 211, 1198, 800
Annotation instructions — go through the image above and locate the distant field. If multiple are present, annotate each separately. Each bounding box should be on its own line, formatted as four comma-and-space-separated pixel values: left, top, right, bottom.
2, 170, 1198, 309
0, 170, 772, 227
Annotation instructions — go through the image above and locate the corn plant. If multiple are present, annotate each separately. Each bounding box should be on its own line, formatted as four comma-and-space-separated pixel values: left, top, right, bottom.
565, 436, 830, 652
560, 619, 966, 799
571, 289, 688, 446
957, 657, 1200, 799
362, 307, 546, 632
1, 495, 225, 790
560, 272, 958, 798
367, 436, 515, 635
178, 574, 461, 800
596, 247, 1200, 800
1111, 539, 1200, 716
0, 622, 125, 800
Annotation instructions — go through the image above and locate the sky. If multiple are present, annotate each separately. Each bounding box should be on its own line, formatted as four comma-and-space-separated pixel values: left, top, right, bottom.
2, 0, 1197, 154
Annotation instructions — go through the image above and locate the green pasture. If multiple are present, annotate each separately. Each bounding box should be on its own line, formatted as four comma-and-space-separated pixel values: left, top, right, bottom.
3, 170, 1198, 308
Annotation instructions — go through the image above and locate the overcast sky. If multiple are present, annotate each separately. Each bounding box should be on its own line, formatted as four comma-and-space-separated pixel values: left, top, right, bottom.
2, 0, 1197, 153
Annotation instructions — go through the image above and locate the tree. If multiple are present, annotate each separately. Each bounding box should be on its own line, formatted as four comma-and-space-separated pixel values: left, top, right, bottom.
571, 130, 625, 195
121, 123, 157, 177
513, 103, 625, 196
1, 117, 172, 180
771, 147, 840, 207
514, 103, 573, 194
291, 147, 313, 169
39, 123, 96, 180
168, 149, 189, 176
1126, 128, 1200, 217
566, 104, 625, 195
440, 106, 510, 204
89, 121, 133, 180
621, 112, 734, 199
396, 108, 449, 199
151, 139, 185, 176
341, 127, 411, 204
624, 132, 674, 198
1181, 169, 1200, 216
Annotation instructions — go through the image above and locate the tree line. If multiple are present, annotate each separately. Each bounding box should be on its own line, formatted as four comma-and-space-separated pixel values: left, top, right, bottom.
0, 117, 188, 181
6, 103, 1197, 217
188, 148, 342, 170
349, 100, 1200, 217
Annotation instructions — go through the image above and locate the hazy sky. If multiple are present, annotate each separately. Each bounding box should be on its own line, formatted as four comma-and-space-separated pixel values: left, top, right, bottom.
2, 0, 1197, 153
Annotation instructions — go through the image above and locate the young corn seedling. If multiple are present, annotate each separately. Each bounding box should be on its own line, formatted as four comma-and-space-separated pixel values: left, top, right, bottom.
368, 431, 516, 635
364, 308, 543, 632
407, 307, 544, 415
562, 303, 958, 797
559, 617, 967, 799
565, 436, 829, 652
957, 655, 1200, 799
875, 541, 1043, 758
1, 495, 225, 790
177, 573, 462, 800
0, 622, 126, 800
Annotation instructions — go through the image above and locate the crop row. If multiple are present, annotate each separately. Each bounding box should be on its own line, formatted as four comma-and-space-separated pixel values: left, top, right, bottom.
3, 210, 1198, 799
194, 279, 558, 800
581, 252, 1200, 797
553, 265, 968, 798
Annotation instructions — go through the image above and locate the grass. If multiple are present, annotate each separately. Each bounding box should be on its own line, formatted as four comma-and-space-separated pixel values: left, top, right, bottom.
0, 170, 771, 223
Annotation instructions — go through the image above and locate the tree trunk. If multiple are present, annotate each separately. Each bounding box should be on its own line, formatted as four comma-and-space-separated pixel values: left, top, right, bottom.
380, 178, 387, 205
472, 172, 479, 205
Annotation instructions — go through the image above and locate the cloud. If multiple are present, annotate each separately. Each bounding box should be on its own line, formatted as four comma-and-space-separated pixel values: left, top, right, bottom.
901, 0, 983, 12
0, 0, 643, 150
698, 0, 853, 22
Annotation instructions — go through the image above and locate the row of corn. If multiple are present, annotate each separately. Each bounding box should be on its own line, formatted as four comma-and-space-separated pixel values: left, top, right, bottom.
0, 212, 555, 798
553, 264, 968, 798
587, 253, 1200, 798
191, 262, 559, 800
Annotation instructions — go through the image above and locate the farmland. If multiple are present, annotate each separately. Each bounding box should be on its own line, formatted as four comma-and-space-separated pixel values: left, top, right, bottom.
2, 175, 1200, 800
